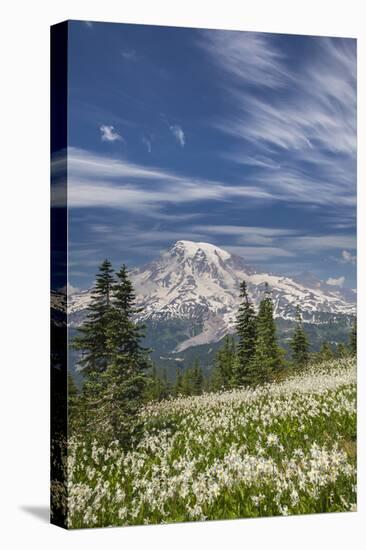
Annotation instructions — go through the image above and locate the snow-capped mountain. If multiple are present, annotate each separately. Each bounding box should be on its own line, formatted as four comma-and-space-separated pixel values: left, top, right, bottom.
67, 240, 356, 351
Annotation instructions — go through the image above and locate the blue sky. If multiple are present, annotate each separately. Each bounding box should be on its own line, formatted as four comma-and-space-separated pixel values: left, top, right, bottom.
63, 21, 356, 291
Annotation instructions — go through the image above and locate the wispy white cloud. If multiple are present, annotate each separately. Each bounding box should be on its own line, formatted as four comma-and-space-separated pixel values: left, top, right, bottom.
57, 148, 272, 213
226, 246, 295, 260
200, 32, 356, 212
57, 149, 357, 252
53, 146, 357, 250
224, 154, 281, 170
341, 249, 357, 264
66, 147, 175, 181
142, 135, 152, 153
100, 124, 123, 142
170, 125, 185, 147
204, 33, 356, 154
65, 178, 269, 212
192, 224, 299, 246
285, 235, 356, 252
326, 276, 345, 287
121, 49, 138, 61
192, 224, 355, 255
200, 30, 291, 89
77, 223, 210, 263
193, 224, 298, 237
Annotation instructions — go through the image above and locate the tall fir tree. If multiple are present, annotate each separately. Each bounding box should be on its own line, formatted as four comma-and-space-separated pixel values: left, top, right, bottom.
234, 281, 256, 386
290, 305, 309, 369
212, 335, 237, 390
250, 283, 282, 384
98, 264, 150, 445
73, 259, 115, 375
350, 318, 357, 356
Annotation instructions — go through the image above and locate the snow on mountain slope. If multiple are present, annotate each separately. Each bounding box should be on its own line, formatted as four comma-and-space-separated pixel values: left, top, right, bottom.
67, 240, 356, 349
132, 241, 254, 321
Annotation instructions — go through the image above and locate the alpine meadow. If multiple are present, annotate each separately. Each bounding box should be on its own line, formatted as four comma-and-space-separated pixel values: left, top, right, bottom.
51, 22, 357, 529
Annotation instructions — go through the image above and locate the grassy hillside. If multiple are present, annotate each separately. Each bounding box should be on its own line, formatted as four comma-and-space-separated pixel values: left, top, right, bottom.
59, 357, 356, 528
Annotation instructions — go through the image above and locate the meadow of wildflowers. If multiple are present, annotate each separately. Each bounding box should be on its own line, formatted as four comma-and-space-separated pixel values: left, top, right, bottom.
56, 357, 356, 528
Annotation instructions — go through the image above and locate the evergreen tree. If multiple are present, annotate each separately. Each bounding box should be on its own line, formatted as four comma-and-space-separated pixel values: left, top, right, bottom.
77, 262, 151, 447
67, 371, 79, 433
191, 359, 204, 395
77, 370, 104, 436
350, 318, 357, 356
68, 370, 78, 399
290, 305, 309, 369
210, 361, 225, 391
336, 342, 348, 358
250, 284, 282, 384
181, 368, 194, 395
212, 336, 237, 390
234, 281, 256, 385
73, 259, 114, 375
174, 368, 184, 395
318, 342, 334, 362
160, 369, 170, 399
106, 264, 146, 357
145, 365, 170, 401
98, 264, 150, 445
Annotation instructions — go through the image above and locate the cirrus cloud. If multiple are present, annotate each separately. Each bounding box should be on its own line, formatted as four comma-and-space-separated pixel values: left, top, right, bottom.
170, 124, 185, 147
100, 124, 123, 142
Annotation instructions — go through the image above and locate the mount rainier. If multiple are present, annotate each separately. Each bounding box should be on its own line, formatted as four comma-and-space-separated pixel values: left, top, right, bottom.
67, 240, 356, 352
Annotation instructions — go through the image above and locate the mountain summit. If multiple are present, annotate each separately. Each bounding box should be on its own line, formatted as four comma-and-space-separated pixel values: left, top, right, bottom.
168, 240, 232, 263
68, 240, 355, 350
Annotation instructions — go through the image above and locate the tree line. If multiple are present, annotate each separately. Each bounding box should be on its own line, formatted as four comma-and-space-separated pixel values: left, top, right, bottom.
210, 281, 356, 391
69, 260, 357, 445
147, 281, 356, 396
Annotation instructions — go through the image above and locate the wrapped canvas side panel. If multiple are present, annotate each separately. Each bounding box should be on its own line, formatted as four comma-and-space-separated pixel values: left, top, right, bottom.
50, 21, 68, 529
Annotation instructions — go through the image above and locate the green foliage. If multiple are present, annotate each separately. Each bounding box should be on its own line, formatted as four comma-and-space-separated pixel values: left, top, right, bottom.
212, 282, 287, 388
290, 305, 310, 369
190, 359, 204, 395
336, 342, 348, 358
145, 366, 171, 401
212, 336, 237, 390
181, 369, 193, 395
67, 371, 80, 433
95, 357, 147, 446
249, 284, 283, 384
318, 342, 335, 362
174, 368, 184, 395
234, 281, 257, 385
171, 361, 205, 396
72, 259, 114, 375
68, 371, 78, 399
350, 318, 357, 356
71, 261, 150, 447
